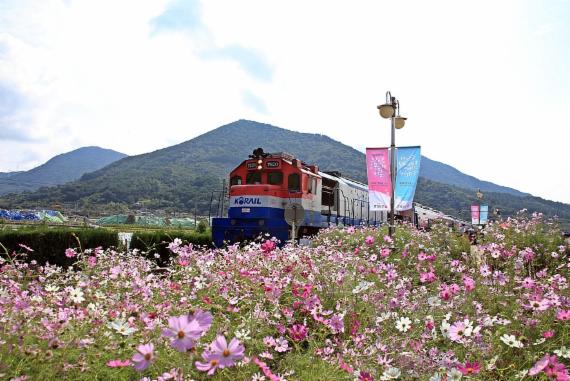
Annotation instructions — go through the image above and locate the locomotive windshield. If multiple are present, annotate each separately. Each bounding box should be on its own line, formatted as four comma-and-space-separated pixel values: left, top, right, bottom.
268, 171, 283, 185
230, 176, 242, 185
246, 172, 262, 184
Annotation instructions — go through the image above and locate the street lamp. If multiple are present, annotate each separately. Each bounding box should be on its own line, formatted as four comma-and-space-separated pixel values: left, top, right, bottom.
377, 91, 406, 237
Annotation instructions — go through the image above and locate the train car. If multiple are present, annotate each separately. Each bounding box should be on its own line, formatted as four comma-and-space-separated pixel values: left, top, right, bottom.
212, 148, 386, 246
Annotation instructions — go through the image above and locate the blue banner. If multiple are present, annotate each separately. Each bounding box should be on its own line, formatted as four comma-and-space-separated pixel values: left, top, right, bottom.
395, 146, 421, 211
480, 204, 488, 224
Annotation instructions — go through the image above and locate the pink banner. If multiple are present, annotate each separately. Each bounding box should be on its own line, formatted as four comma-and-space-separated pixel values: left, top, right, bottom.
366, 148, 391, 211
471, 204, 480, 225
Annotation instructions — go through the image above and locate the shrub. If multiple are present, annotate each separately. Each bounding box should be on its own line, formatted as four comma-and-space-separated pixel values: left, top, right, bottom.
129, 230, 211, 266
0, 227, 118, 267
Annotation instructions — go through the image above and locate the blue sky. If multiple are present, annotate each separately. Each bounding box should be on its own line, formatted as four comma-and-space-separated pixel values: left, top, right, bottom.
0, 0, 569, 203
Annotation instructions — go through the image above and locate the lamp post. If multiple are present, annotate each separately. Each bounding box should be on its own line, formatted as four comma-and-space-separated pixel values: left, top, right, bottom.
378, 91, 407, 237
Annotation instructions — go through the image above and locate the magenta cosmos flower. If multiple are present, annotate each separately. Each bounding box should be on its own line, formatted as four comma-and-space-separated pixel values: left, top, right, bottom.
458, 361, 481, 375
162, 315, 204, 352
288, 324, 308, 341
195, 335, 245, 375
131, 343, 154, 372
365, 236, 375, 245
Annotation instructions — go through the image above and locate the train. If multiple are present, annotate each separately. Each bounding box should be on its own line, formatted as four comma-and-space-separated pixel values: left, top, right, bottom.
211, 148, 469, 246
212, 148, 388, 246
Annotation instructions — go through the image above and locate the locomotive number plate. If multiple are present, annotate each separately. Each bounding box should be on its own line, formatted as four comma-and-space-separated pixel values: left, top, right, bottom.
266, 160, 279, 168
241, 208, 251, 213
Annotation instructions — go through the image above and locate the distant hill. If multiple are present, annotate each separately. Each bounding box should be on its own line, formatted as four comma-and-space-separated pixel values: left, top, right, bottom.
0, 171, 23, 179
0, 120, 568, 228
421, 156, 529, 197
0, 146, 127, 195
415, 177, 569, 225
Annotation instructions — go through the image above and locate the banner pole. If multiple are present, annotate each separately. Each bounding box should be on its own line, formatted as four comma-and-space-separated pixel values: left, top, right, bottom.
389, 115, 396, 237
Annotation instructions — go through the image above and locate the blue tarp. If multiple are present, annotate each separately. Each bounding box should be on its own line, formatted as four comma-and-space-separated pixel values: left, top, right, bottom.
0, 209, 66, 222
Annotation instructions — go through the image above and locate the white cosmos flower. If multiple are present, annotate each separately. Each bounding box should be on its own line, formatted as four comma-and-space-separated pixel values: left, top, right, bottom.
235, 328, 251, 341
554, 346, 570, 359
395, 317, 412, 333
500, 334, 523, 348
352, 281, 374, 294
427, 296, 441, 307
376, 312, 392, 325
45, 284, 59, 292
429, 374, 442, 381
440, 320, 451, 338
447, 368, 463, 381
69, 287, 85, 304
108, 319, 136, 336
380, 367, 401, 380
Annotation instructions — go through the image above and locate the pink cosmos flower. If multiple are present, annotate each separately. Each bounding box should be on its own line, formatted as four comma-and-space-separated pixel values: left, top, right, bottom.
458, 361, 481, 375
543, 355, 569, 380
65, 248, 77, 258
188, 309, 213, 332
162, 315, 204, 352
288, 324, 308, 341
274, 337, 289, 352
542, 330, 554, 339
462, 276, 475, 292
18, 244, 34, 252
253, 357, 282, 381
132, 343, 154, 372
521, 277, 535, 289
106, 359, 131, 368
261, 239, 276, 253
556, 310, 570, 321
479, 264, 491, 277
529, 354, 551, 375
420, 271, 436, 283
87, 256, 97, 267
195, 335, 244, 375
448, 321, 466, 342
365, 236, 375, 245
328, 314, 345, 334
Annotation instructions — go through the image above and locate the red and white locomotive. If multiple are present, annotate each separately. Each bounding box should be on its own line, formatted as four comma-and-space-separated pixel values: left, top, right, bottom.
212, 148, 387, 246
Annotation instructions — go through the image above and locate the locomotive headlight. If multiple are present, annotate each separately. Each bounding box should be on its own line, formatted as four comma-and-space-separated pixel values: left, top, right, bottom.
257, 159, 263, 164
257, 165, 262, 170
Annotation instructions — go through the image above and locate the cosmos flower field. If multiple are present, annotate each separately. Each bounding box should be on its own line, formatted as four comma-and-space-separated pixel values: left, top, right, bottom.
0, 212, 569, 380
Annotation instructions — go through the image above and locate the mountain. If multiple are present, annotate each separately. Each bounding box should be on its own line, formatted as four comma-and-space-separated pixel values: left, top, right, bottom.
0, 171, 23, 179
420, 157, 529, 197
415, 177, 569, 225
0, 120, 568, 228
0, 146, 127, 196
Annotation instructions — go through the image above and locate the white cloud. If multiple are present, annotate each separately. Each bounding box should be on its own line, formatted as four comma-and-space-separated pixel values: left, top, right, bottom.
0, 0, 568, 203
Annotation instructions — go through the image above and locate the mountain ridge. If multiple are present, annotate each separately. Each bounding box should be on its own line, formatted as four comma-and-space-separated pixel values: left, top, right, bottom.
0, 120, 567, 228
0, 146, 127, 195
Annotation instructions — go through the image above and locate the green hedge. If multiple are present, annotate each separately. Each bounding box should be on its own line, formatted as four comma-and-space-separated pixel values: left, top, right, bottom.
130, 230, 211, 266
0, 228, 119, 267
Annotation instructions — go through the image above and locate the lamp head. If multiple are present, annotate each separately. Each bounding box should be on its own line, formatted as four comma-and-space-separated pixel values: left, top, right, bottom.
395, 116, 407, 129
378, 103, 395, 119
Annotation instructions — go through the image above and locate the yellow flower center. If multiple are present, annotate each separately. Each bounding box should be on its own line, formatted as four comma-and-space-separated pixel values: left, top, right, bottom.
223, 349, 230, 357
211, 359, 219, 366
178, 331, 185, 339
